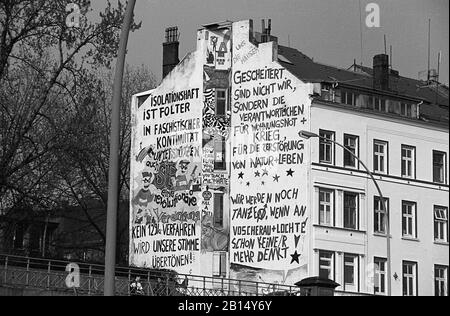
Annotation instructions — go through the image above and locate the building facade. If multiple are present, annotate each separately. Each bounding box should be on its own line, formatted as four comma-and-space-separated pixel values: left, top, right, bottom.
130, 19, 449, 296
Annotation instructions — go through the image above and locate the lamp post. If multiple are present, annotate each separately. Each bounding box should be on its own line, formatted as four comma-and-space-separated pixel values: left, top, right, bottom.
299, 130, 391, 296
104, 0, 136, 296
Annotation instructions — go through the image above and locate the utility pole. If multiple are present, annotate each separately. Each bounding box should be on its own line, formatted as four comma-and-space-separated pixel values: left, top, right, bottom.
104, 0, 136, 296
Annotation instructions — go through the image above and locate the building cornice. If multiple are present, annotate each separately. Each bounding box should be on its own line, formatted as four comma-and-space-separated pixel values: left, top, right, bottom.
312, 99, 449, 132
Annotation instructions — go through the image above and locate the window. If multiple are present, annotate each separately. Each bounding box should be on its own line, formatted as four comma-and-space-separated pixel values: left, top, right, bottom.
344, 134, 359, 168
319, 251, 334, 280
344, 254, 358, 290
435, 265, 448, 296
433, 151, 447, 184
213, 193, 224, 228
344, 192, 358, 230
402, 261, 417, 296
401, 146, 415, 179
374, 140, 388, 174
402, 201, 417, 238
400, 102, 415, 118
319, 189, 334, 226
215, 89, 227, 116
213, 252, 227, 278
374, 97, 387, 112
434, 206, 448, 243
341, 90, 356, 106
374, 258, 387, 295
214, 137, 226, 170
374, 197, 389, 235
319, 130, 335, 164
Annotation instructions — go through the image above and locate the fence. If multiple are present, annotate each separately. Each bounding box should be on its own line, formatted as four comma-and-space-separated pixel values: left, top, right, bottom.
0, 254, 299, 296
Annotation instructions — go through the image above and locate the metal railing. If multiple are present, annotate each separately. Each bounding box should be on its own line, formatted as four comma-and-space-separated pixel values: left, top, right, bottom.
0, 254, 299, 296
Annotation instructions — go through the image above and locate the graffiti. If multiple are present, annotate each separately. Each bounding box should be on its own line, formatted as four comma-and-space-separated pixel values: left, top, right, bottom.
205, 29, 231, 70
201, 214, 229, 252
229, 23, 311, 283
203, 88, 231, 139
200, 27, 232, 254
130, 52, 203, 274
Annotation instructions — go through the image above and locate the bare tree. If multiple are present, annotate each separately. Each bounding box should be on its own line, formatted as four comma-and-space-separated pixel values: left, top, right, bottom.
52, 65, 156, 262
0, 0, 141, 211
0, 0, 142, 257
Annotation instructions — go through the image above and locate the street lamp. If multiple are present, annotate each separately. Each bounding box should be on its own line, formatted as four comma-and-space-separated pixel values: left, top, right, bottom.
104, 0, 136, 296
299, 130, 392, 296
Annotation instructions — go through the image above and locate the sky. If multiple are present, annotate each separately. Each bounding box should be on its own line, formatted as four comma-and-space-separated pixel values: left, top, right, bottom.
92, 0, 449, 85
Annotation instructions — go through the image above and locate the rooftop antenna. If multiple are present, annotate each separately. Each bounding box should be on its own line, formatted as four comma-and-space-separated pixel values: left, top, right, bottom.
427, 19, 431, 82
390, 45, 393, 69
384, 34, 387, 55
359, 0, 364, 66
436, 51, 441, 104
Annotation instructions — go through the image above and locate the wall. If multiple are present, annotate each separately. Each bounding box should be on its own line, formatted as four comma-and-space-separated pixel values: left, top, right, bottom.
197, 24, 233, 278
229, 20, 313, 288
310, 102, 449, 295
129, 51, 204, 275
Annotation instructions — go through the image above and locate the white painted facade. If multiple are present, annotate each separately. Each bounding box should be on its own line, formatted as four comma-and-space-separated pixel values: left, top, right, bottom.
308, 101, 449, 295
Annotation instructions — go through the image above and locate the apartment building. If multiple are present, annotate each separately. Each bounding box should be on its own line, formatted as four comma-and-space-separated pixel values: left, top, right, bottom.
130, 19, 449, 296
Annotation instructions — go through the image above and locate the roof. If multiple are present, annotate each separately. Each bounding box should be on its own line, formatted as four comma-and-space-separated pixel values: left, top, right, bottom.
277, 45, 449, 126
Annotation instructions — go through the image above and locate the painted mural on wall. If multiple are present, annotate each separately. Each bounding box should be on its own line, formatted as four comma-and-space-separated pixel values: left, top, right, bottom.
130, 52, 203, 275
204, 28, 231, 70
229, 20, 312, 286
200, 27, 232, 254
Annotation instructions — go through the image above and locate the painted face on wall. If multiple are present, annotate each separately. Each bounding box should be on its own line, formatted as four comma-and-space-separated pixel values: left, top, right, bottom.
142, 171, 153, 190
179, 161, 190, 175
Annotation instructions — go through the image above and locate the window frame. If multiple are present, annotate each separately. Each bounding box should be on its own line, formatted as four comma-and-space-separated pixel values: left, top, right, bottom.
343, 134, 360, 169
401, 145, 416, 179
434, 205, 449, 243
319, 188, 335, 227
343, 192, 359, 230
341, 90, 357, 106
374, 97, 387, 112
402, 201, 417, 239
402, 261, 418, 296
374, 257, 387, 295
434, 265, 448, 297
215, 89, 228, 117
319, 250, 335, 281
343, 253, 359, 291
374, 196, 389, 235
373, 140, 389, 174
319, 130, 335, 165
433, 151, 447, 184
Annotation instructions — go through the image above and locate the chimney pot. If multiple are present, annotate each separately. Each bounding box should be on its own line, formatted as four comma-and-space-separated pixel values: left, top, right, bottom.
162, 27, 180, 79
373, 54, 390, 91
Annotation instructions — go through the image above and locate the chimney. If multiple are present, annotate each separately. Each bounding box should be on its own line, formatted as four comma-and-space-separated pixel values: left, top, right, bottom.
261, 19, 272, 43
373, 54, 390, 91
162, 26, 180, 79
261, 20, 266, 43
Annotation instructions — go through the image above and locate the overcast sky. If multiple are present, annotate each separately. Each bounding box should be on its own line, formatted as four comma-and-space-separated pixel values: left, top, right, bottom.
92, 0, 449, 84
